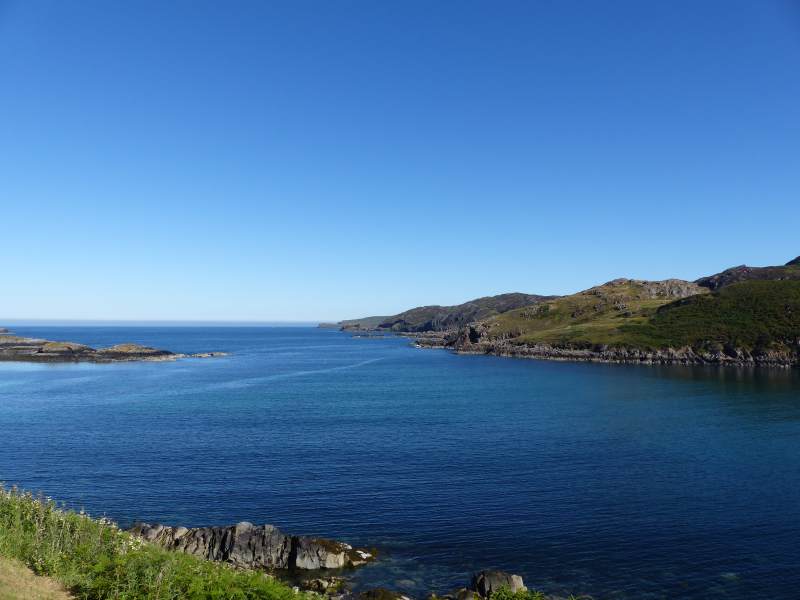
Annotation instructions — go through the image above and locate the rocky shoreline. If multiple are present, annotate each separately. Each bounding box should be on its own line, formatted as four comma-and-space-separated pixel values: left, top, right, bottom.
131, 521, 537, 600
411, 328, 799, 368
0, 334, 230, 363
132, 521, 375, 571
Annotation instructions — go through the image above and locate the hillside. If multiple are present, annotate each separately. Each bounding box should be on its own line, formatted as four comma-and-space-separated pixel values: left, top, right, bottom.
695, 256, 800, 290
446, 279, 707, 348
377, 293, 559, 332
424, 280, 800, 367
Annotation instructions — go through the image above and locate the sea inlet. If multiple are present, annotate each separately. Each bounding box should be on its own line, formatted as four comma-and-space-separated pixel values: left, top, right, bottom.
1, 326, 798, 599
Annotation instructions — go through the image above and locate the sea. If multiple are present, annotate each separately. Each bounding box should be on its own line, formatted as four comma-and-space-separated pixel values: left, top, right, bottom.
1, 326, 798, 600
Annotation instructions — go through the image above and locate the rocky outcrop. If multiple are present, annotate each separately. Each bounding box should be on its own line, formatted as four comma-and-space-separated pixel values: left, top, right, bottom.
471, 571, 526, 597
0, 337, 176, 363
131, 521, 374, 571
0, 336, 228, 363
600, 278, 705, 300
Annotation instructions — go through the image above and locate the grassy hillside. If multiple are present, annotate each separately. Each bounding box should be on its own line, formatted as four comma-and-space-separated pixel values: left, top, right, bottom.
473, 279, 705, 348
0, 485, 305, 600
379, 293, 558, 332
473, 280, 799, 354
624, 280, 800, 351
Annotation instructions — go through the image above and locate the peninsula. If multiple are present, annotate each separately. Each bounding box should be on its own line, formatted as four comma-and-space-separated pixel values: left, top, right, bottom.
325, 256, 800, 368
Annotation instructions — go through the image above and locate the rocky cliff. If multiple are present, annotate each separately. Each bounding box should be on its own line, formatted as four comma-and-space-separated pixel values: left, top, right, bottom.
131, 522, 374, 571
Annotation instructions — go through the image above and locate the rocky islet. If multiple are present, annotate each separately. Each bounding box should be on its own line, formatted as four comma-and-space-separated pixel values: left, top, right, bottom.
0, 335, 230, 363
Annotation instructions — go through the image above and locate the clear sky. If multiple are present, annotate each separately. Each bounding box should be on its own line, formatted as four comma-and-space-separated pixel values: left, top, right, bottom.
2, 1, 799, 323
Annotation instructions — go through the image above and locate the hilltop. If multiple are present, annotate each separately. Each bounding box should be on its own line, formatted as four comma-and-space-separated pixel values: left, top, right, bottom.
378, 293, 559, 333
694, 255, 800, 290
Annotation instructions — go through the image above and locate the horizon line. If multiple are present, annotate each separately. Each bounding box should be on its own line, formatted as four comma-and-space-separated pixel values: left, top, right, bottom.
1, 319, 327, 327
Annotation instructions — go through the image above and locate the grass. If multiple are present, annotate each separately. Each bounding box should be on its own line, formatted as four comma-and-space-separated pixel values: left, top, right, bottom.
0, 555, 72, 600
0, 485, 307, 600
475, 280, 800, 354
476, 280, 693, 348
624, 280, 800, 351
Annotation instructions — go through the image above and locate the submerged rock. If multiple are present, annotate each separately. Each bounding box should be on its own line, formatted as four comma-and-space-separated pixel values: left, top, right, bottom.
131, 521, 374, 570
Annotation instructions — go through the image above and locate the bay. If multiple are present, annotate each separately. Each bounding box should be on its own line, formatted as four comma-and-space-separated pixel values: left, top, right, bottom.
1, 326, 798, 599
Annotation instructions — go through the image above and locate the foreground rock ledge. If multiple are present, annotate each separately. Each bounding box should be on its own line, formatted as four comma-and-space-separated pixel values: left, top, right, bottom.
132, 522, 375, 570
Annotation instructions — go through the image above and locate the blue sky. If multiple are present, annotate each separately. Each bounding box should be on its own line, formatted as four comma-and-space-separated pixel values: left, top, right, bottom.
2, 1, 799, 323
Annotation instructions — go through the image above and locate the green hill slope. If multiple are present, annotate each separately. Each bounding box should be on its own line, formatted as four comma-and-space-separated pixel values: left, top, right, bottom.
378, 293, 558, 332
624, 280, 800, 351
427, 280, 799, 366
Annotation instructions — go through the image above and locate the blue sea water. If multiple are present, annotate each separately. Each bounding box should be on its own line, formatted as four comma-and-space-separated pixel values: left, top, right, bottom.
1, 326, 799, 599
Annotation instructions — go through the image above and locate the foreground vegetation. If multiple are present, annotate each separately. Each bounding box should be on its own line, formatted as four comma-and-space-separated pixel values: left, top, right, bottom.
0, 485, 305, 600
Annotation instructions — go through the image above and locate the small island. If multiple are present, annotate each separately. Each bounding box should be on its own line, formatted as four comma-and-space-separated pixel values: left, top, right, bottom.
0, 334, 229, 363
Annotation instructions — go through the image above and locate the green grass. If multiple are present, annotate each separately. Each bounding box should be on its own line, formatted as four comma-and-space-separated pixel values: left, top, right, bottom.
0, 485, 307, 600
622, 280, 800, 351
477, 280, 800, 353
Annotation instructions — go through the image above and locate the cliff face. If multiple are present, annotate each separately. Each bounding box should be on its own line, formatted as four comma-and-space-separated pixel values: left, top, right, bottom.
378, 293, 559, 332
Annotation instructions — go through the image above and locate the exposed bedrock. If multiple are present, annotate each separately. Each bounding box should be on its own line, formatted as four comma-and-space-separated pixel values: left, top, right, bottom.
131, 521, 375, 570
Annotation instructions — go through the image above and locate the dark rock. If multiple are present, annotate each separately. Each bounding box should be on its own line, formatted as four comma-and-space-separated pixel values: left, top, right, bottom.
786, 256, 800, 266
300, 577, 346, 592
131, 521, 374, 570
359, 589, 402, 600
470, 571, 526, 597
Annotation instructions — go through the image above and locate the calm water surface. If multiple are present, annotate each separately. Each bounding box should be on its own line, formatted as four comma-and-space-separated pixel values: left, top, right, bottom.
1, 327, 798, 599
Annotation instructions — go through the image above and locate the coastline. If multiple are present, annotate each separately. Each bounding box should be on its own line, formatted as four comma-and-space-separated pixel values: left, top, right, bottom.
411, 336, 800, 368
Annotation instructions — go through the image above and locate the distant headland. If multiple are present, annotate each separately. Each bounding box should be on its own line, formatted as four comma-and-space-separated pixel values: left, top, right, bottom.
322, 256, 800, 368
